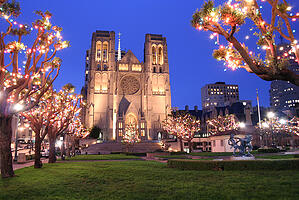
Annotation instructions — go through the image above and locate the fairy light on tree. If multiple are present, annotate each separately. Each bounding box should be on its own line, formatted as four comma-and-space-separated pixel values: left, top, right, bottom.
162, 112, 201, 152
191, 0, 299, 86
122, 122, 140, 152
0, 1, 69, 178
46, 84, 83, 163
257, 116, 299, 147
206, 114, 240, 135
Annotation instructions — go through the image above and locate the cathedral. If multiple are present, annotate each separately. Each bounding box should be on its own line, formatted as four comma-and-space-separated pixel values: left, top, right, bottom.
82, 30, 171, 142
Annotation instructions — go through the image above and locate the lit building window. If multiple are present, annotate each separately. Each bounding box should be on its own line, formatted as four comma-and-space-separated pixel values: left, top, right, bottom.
103, 43, 108, 62
152, 45, 157, 65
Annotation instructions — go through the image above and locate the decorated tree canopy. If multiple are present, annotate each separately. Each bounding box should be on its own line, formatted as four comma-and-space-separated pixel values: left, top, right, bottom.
206, 114, 241, 135
0, 1, 69, 116
191, 0, 299, 85
257, 116, 299, 136
122, 123, 140, 144
0, 0, 69, 178
162, 112, 201, 141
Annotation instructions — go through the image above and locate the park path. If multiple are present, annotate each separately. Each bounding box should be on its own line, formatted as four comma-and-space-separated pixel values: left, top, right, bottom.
13, 158, 48, 170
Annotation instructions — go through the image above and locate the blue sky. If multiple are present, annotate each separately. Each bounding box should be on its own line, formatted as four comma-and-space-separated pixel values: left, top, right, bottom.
16, 0, 299, 109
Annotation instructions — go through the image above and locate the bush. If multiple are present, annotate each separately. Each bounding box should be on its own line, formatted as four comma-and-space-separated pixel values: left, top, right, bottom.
167, 159, 299, 171
294, 154, 299, 158
124, 152, 147, 157
26, 154, 35, 160
89, 126, 101, 139
170, 151, 186, 155
257, 148, 280, 153
110, 152, 122, 154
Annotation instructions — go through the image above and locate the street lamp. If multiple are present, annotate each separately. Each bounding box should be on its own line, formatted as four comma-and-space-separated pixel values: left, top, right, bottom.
13, 103, 24, 162
239, 122, 246, 128
267, 111, 275, 119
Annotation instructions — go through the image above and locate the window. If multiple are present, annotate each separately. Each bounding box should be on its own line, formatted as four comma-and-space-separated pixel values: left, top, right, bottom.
221, 140, 224, 146
213, 140, 216, 147
103, 64, 108, 71
103, 43, 108, 62
153, 67, 156, 73
152, 46, 157, 64
97, 64, 101, 71
141, 130, 145, 137
96, 41, 102, 61
118, 129, 123, 136
157, 46, 163, 65
159, 67, 162, 73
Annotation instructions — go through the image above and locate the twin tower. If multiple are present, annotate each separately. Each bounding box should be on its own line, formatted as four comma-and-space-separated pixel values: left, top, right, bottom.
82, 31, 171, 141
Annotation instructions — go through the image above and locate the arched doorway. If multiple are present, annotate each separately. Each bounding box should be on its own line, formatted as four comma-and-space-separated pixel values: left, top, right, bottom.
125, 113, 138, 138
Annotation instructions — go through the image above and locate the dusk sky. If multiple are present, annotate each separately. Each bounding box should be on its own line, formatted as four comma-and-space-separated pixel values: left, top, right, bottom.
18, 0, 299, 109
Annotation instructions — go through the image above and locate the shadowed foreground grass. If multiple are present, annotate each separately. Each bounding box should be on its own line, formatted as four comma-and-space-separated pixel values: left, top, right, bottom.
1, 161, 299, 200
64, 154, 141, 160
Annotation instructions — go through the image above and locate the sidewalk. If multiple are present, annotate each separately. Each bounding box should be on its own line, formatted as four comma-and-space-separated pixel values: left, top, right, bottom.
13, 158, 48, 170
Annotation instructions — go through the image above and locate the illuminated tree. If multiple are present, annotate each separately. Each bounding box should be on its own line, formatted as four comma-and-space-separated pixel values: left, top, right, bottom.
46, 84, 82, 163
21, 89, 58, 168
0, 1, 69, 177
162, 113, 201, 152
257, 116, 299, 147
206, 114, 240, 135
191, 0, 299, 85
122, 123, 140, 152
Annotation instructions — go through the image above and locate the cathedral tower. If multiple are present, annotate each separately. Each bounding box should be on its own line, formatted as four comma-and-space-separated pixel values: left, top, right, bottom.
83, 31, 171, 141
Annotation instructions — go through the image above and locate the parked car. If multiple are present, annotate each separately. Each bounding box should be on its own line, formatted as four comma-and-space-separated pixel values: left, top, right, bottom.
41, 149, 49, 158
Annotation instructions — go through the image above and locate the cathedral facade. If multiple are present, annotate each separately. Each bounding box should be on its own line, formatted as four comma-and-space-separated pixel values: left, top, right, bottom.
82, 31, 171, 141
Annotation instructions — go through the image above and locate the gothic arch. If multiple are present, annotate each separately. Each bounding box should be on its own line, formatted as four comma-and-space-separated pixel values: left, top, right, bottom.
157, 45, 163, 65
152, 44, 157, 65
96, 41, 102, 62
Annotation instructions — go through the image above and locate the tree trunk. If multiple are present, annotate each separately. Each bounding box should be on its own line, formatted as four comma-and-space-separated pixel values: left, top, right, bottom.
0, 116, 15, 178
34, 135, 43, 168
48, 135, 56, 163
179, 139, 183, 152
188, 140, 192, 153
61, 137, 65, 160
66, 135, 70, 158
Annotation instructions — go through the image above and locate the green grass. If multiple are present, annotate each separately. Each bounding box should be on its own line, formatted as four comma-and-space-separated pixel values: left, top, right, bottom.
255, 154, 299, 159
189, 152, 234, 156
1, 161, 299, 199
155, 155, 188, 159
64, 154, 141, 161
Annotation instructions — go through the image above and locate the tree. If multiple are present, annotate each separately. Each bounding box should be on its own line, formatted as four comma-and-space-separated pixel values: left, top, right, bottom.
206, 114, 240, 135
21, 89, 59, 168
122, 123, 140, 152
162, 113, 201, 152
0, 1, 69, 178
46, 84, 82, 163
256, 116, 299, 147
191, 0, 299, 85
89, 126, 101, 139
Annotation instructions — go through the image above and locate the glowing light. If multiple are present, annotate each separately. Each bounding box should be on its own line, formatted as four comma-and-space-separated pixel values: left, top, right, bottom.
267, 112, 275, 119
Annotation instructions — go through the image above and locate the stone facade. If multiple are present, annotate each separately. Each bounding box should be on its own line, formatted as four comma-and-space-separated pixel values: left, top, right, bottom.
82, 31, 171, 141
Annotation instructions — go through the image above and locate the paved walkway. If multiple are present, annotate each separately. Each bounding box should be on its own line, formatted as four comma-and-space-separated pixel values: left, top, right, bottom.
13, 158, 48, 170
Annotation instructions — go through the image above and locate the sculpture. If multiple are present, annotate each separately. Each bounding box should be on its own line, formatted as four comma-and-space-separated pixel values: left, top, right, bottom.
228, 134, 253, 157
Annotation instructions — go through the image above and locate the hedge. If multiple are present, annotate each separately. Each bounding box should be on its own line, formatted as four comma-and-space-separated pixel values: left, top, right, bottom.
124, 152, 147, 157
167, 159, 299, 171
257, 148, 280, 153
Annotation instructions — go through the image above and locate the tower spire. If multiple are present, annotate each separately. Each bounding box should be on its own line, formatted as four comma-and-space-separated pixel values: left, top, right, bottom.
117, 32, 121, 61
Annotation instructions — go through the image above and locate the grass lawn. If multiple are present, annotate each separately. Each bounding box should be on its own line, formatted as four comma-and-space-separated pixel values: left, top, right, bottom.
64, 154, 141, 161
255, 154, 299, 159
1, 161, 299, 200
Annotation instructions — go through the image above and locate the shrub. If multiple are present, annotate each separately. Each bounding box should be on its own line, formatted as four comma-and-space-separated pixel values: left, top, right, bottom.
167, 159, 299, 171
25, 154, 35, 160
89, 126, 101, 139
294, 154, 299, 158
257, 148, 280, 153
170, 151, 186, 155
124, 152, 147, 157
110, 152, 122, 154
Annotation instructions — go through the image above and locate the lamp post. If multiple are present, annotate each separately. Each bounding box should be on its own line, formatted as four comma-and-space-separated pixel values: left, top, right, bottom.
13, 114, 20, 162
267, 112, 275, 147
13, 103, 24, 162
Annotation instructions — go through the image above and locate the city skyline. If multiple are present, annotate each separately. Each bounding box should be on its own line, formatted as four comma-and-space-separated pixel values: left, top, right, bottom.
18, 0, 299, 109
